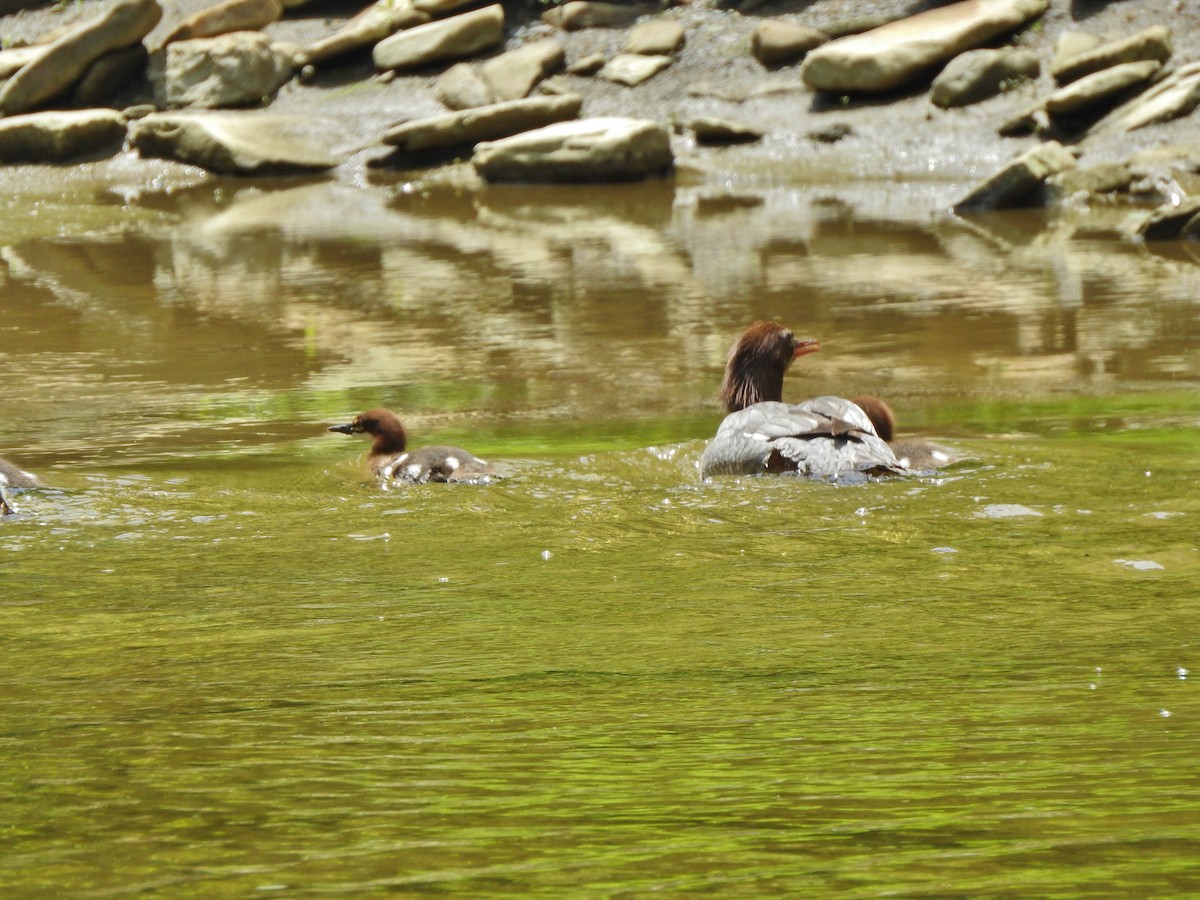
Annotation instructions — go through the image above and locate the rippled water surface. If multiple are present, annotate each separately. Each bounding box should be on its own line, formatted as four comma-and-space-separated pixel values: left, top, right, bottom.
2, 179, 1199, 895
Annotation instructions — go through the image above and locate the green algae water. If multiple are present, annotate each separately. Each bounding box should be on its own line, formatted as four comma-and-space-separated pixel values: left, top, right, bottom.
2, 180, 1199, 895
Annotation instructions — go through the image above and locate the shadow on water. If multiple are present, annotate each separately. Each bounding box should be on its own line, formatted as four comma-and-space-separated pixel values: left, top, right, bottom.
2, 176, 1200, 894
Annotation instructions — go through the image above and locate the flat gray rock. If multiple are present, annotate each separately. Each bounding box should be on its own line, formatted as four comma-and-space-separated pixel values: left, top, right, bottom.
297, 0, 428, 67
130, 112, 338, 174
435, 62, 495, 110
598, 53, 672, 86
750, 20, 827, 68
480, 37, 564, 102
1051, 26, 1172, 85
373, 4, 504, 72
623, 20, 684, 56
953, 140, 1076, 212
801, 0, 1049, 94
1045, 59, 1160, 117
383, 93, 583, 153
0, 109, 127, 163
930, 47, 1039, 108
541, 1, 651, 31
1105, 61, 1200, 132
162, 0, 282, 45
473, 116, 672, 182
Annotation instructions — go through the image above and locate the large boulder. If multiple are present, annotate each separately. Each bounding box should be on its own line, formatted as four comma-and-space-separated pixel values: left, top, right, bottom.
953, 141, 1076, 212
479, 38, 564, 102
150, 31, 295, 108
801, 0, 1048, 94
1051, 26, 1172, 85
162, 0, 283, 45
296, 0, 428, 67
0, 0, 161, 115
383, 93, 582, 153
0, 109, 127, 163
130, 112, 338, 174
473, 117, 673, 182
930, 47, 1039, 108
373, 4, 504, 72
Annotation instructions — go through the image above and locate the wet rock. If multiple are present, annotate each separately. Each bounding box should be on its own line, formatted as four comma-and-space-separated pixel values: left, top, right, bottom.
1052, 26, 1172, 85
687, 116, 762, 144
150, 31, 295, 108
0, 0, 162, 115
296, 0, 428, 67
162, 0, 282, 45
1105, 62, 1200, 132
435, 62, 495, 110
801, 0, 1049, 94
473, 116, 672, 182
1048, 162, 1133, 197
1136, 197, 1200, 241
72, 43, 148, 105
930, 47, 1039, 108
1045, 60, 1160, 118
566, 52, 606, 76
598, 53, 672, 86
130, 112, 338, 174
383, 93, 583, 153
541, 1, 651, 32
0, 109, 127, 163
750, 20, 827, 68
373, 4, 504, 72
953, 140, 1076, 212
623, 20, 685, 56
480, 37, 564, 101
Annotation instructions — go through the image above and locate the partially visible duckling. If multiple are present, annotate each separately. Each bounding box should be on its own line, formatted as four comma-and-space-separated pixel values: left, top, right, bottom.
328, 408, 498, 484
851, 395, 960, 471
0, 456, 39, 516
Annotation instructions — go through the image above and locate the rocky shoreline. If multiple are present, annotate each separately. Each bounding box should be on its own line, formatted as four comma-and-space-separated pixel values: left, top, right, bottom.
0, 0, 1198, 238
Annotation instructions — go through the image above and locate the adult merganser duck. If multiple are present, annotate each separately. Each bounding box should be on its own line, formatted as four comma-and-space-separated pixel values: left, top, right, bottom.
0, 456, 39, 516
851, 395, 960, 471
328, 408, 498, 484
698, 321, 906, 481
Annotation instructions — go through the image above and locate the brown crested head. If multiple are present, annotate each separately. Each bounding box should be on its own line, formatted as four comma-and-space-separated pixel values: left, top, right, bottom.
718, 321, 820, 413
850, 395, 896, 442
328, 408, 408, 455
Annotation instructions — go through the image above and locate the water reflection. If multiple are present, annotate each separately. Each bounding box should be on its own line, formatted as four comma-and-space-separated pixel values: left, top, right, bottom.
2, 178, 1198, 468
